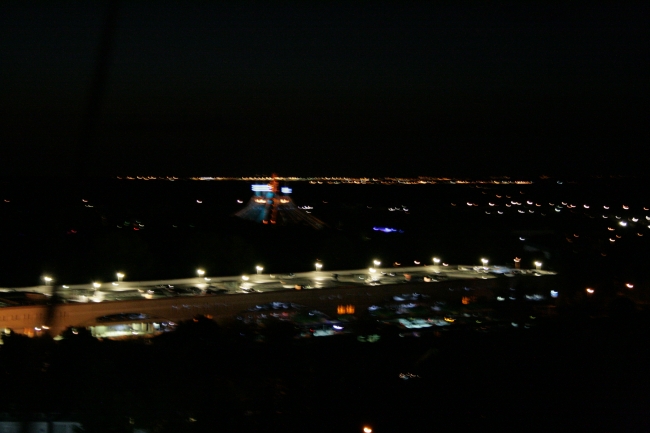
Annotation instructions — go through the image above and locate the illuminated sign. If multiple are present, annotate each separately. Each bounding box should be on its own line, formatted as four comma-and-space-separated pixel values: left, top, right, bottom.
251, 185, 272, 192
281, 187, 292, 194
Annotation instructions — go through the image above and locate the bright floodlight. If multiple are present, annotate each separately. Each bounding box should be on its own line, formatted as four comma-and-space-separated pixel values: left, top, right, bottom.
534, 261, 542, 269
116, 272, 125, 281
373, 259, 381, 266
315, 262, 323, 271
43, 276, 53, 285
92, 282, 101, 289
255, 265, 264, 274
363, 427, 373, 433
196, 269, 205, 277
242, 275, 250, 281
432, 257, 440, 264
481, 258, 488, 266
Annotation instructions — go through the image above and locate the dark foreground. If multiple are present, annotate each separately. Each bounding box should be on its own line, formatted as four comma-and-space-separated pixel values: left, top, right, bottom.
1, 309, 650, 433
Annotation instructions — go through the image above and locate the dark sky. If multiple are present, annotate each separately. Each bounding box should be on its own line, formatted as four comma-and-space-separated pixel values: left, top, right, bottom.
1, 1, 648, 177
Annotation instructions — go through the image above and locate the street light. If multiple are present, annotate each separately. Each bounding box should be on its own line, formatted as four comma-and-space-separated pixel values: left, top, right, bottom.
432, 257, 440, 265
255, 265, 264, 275
242, 275, 250, 281
513, 257, 521, 269
373, 259, 381, 268
116, 272, 125, 282
363, 427, 373, 433
586, 288, 595, 294
481, 258, 488, 267
43, 276, 53, 286
196, 269, 205, 277
534, 261, 542, 270
315, 262, 323, 272
92, 282, 101, 289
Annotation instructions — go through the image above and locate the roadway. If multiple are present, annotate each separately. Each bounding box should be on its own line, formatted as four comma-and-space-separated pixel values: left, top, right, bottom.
0, 265, 554, 304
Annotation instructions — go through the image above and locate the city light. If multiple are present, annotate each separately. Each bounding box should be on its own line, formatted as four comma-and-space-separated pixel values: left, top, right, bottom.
197, 269, 205, 277
43, 276, 53, 286
432, 257, 440, 265
256, 265, 264, 274
116, 272, 125, 282
315, 262, 323, 271
481, 258, 488, 267
373, 259, 381, 267
534, 261, 542, 270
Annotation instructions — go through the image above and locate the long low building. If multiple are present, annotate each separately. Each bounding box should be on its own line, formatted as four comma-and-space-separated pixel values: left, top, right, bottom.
0, 272, 558, 337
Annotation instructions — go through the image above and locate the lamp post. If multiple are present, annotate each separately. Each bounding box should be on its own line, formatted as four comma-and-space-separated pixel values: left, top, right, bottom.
368, 267, 377, 281
116, 272, 125, 282
255, 265, 264, 275
534, 261, 542, 271
432, 257, 440, 272
43, 276, 53, 287
196, 269, 205, 277
315, 262, 323, 272
373, 259, 381, 268
481, 258, 488, 268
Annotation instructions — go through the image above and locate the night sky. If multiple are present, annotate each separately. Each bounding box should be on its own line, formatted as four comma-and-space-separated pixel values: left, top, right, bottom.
1, 1, 648, 177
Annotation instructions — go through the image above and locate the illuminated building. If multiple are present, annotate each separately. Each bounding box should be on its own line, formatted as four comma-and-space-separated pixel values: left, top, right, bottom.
235, 174, 326, 229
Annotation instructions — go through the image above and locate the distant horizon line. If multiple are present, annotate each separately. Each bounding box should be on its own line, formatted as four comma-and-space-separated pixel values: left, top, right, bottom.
0, 174, 646, 182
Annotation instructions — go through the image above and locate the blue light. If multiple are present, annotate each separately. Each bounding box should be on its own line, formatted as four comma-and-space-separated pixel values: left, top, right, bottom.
281, 187, 292, 194
373, 227, 403, 233
251, 185, 272, 192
